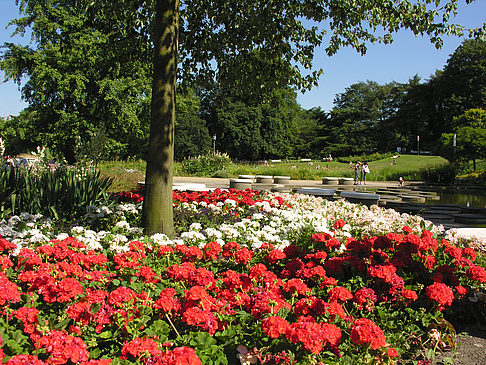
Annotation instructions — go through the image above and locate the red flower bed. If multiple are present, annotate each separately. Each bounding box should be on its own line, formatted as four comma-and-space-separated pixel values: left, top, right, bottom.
1, 190, 485, 364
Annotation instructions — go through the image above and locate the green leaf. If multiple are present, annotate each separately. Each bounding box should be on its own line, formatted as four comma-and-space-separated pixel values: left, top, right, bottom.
98, 330, 113, 339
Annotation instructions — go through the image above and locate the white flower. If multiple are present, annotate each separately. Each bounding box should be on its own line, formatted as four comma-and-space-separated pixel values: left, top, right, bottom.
8, 216, 21, 227
115, 220, 130, 230
224, 199, 237, 207
71, 226, 85, 234
181, 230, 206, 242
189, 222, 202, 231
205, 228, 223, 239
150, 233, 171, 245
56, 233, 70, 241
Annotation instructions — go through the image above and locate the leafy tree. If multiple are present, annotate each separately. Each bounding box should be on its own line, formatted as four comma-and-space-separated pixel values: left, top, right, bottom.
174, 90, 212, 161
212, 100, 265, 161
293, 107, 325, 159
3, 0, 484, 235
439, 39, 486, 128
440, 108, 486, 171
1, 0, 152, 161
325, 80, 409, 156
0, 110, 41, 156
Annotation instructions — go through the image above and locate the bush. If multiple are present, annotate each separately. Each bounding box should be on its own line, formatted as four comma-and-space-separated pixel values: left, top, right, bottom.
337, 152, 394, 163
419, 163, 456, 185
211, 169, 231, 178
0, 164, 113, 219
180, 152, 232, 176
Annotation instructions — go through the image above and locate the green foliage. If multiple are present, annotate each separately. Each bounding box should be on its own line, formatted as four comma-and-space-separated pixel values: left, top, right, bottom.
419, 163, 456, 185
1, 0, 152, 161
440, 109, 486, 172
74, 126, 109, 164
97, 159, 147, 192
202, 89, 304, 161
180, 153, 232, 177
0, 164, 113, 219
439, 39, 486, 126
336, 152, 394, 163
175, 91, 212, 161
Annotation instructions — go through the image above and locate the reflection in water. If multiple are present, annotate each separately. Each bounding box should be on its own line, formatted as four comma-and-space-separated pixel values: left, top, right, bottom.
430, 191, 486, 208
349, 187, 486, 209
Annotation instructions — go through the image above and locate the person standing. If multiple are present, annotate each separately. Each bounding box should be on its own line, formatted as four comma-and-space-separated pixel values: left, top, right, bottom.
361, 162, 370, 185
354, 162, 360, 185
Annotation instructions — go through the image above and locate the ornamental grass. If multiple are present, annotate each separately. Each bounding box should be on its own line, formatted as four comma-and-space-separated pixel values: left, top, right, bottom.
0, 189, 485, 364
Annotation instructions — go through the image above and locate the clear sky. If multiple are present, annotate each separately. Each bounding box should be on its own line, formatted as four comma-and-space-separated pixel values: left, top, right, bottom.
1, 0, 485, 118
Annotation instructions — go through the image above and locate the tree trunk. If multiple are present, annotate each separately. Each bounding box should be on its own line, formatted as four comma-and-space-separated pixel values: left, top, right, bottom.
142, 0, 179, 237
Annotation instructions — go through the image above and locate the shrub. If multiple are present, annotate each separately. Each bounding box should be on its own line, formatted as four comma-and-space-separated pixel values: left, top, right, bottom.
337, 152, 394, 163
181, 152, 232, 176
211, 169, 231, 178
419, 163, 456, 185
0, 164, 113, 219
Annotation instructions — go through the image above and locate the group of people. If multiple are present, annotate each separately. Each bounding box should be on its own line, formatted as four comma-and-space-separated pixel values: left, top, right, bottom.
353, 162, 369, 185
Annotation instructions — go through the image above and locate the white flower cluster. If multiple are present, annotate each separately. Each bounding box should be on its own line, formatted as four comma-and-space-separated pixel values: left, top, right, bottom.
0, 213, 51, 254
0, 137, 5, 157
0, 191, 451, 256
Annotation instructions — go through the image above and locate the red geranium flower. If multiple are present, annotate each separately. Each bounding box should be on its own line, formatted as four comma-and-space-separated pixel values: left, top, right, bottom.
39, 330, 89, 364
120, 338, 162, 359
203, 241, 222, 260
0, 273, 22, 306
5, 355, 46, 365
426, 282, 454, 311
283, 278, 311, 296
328, 286, 353, 303
155, 346, 202, 365
353, 288, 377, 311
350, 318, 386, 350
333, 219, 346, 230
261, 316, 290, 338
466, 265, 486, 283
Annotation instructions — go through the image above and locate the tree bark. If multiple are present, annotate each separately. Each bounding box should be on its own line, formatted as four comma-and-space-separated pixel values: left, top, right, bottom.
142, 0, 179, 237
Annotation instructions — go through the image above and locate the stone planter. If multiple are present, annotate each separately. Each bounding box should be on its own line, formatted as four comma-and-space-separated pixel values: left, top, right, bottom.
338, 177, 354, 185
322, 177, 339, 185
229, 178, 253, 190
400, 195, 426, 203
238, 175, 255, 182
272, 186, 292, 193
253, 184, 280, 192
340, 191, 380, 207
295, 188, 335, 200
255, 175, 274, 184
273, 176, 290, 184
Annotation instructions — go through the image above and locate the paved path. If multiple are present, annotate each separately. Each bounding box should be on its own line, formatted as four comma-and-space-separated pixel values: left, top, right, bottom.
174, 176, 401, 190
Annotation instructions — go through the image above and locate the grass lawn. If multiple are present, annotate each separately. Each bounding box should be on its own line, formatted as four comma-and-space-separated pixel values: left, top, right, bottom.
98, 155, 449, 192
229, 155, 447, 181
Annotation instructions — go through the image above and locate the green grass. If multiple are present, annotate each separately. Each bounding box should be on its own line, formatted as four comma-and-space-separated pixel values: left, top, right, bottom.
97, 155, 449, 192
229, 155, 448, 182
98, 160, 147, 192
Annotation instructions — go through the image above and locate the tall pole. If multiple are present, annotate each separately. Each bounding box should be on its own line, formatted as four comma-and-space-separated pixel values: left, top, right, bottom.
213, 135, 216, 155
453, 133, 457, 166
417, 135, 420, 156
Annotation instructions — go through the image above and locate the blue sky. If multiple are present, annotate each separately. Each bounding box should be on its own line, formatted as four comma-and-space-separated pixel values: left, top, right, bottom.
1, 1, 485, 118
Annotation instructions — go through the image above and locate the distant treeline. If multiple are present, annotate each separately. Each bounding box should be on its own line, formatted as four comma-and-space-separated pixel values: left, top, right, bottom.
1, 39, 485, 165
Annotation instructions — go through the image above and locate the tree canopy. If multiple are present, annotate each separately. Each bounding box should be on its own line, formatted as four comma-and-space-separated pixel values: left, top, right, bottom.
440, 108, 486, 171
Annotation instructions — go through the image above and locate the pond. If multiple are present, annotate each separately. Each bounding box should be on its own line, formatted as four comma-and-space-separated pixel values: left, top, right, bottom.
426, 189, 486, 209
